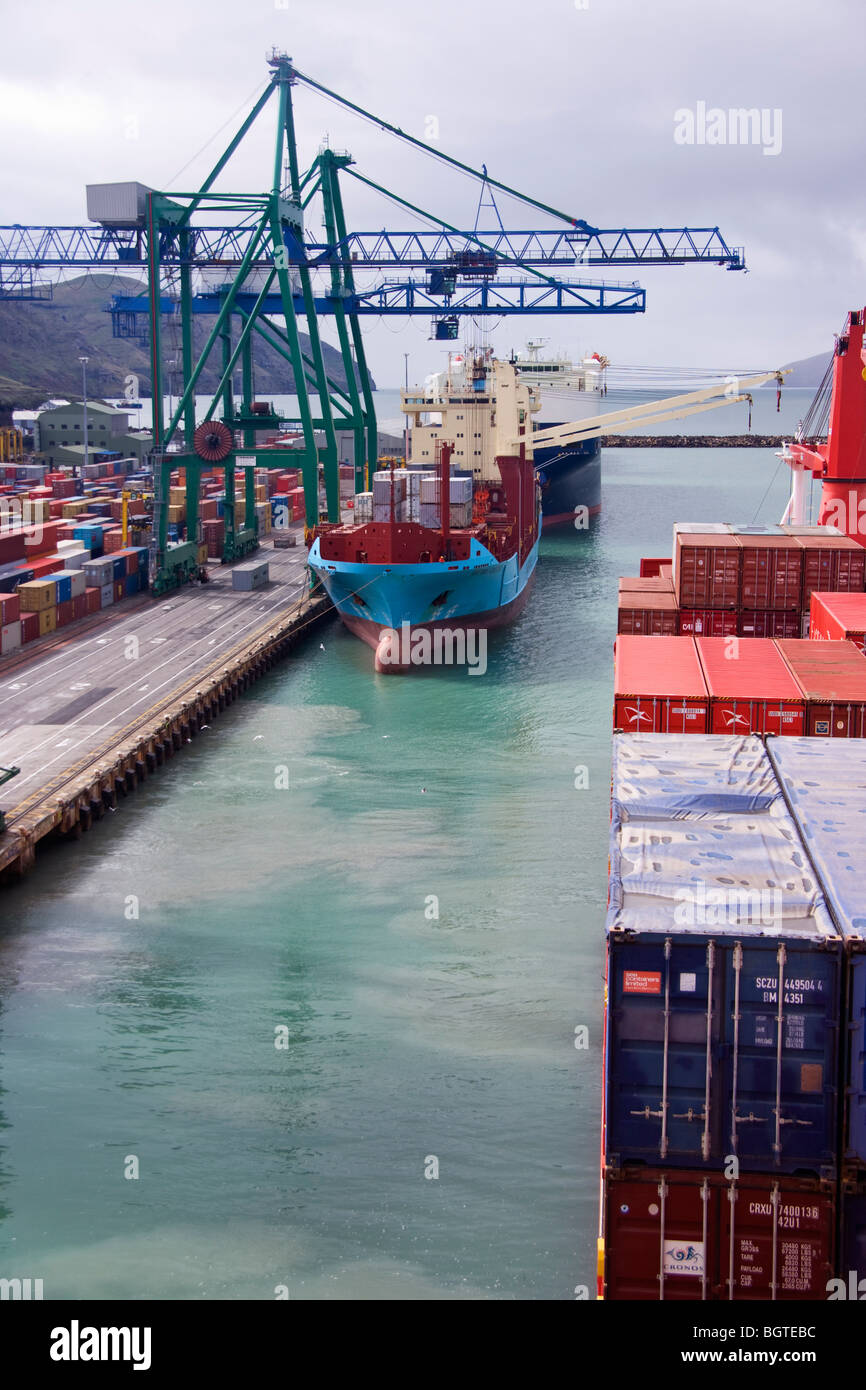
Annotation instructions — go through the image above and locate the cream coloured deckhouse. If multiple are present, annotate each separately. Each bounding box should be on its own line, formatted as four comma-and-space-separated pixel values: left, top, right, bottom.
400, 352, 542, 482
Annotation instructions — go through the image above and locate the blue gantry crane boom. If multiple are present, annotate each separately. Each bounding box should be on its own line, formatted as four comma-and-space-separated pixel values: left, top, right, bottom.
0, 52, 748, 596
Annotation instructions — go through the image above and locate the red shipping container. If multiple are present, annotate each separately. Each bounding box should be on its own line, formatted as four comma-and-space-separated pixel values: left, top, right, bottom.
618, 575, 674, 595
72, 593, 88, 621
0, 531, 26, 566
21, 519, 65, 558
775, 637, 866, 737
613, 635, 709, 733
675, 533, 741, 610
0, 593, 20, 624
56, 599, 74, 627
738, 609, 802, 639
677, 608, 738, 637
738, 534, 803, 611
617, 592, 679, 635
810, 591, 866, 652
29, 556, 64, 578
85, 587, 101, 614
696, 635, 805, 735
20, 612, 39, 643
798, 535, 866, 603
637, 556, 669, 578
603, 1168, 834, 1301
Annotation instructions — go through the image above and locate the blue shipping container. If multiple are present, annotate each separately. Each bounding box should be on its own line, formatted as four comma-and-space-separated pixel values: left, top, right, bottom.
606, 733, 842, 1177
767, 737, 866, 1168
52, 570, 73, 603
125, 572, 139, 596
840, 1185, 866, 1284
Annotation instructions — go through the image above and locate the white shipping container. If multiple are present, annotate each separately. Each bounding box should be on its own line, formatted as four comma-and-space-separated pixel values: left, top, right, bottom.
69, 570, 86, 599
450, 475, 473, 503
1, 620, 22, 654
100, 584, 114, 607
420, 478, 441, 504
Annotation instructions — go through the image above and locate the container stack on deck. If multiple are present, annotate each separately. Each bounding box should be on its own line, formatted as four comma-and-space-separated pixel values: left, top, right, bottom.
601, 518, 866, 1300
601, 731, 866, 1300
618, 523, 866, 639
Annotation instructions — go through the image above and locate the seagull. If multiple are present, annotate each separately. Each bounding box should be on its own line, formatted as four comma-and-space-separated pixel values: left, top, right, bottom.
253, 734, 264, 741
421, 787, 427, 794
319, 643, 326, 651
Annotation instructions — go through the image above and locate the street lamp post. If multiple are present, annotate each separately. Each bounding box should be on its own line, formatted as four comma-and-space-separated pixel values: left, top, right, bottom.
79, 356, 89, 482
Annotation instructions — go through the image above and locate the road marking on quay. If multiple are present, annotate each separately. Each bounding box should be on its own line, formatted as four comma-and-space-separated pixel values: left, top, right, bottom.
2, 579, 314, 797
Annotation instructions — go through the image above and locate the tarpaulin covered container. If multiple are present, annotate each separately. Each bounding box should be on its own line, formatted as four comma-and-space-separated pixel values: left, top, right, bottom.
810, 591, 866, 652
696, 636, 805, 735
766, 738, 866, 1167
602, 1167, 835, 1300
606, 733, 841, 1176
775, 637, 866, 738
613, 636, 709, 734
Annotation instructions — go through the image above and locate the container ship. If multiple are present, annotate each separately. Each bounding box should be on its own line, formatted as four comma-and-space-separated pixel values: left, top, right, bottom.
401, 348, 603, 529
308, 367, 540, 671
598, 306, 866, 1301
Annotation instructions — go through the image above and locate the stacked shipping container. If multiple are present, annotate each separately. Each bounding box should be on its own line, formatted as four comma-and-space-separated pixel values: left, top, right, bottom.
614, 635, 866, 738
602, 732, 850, 1299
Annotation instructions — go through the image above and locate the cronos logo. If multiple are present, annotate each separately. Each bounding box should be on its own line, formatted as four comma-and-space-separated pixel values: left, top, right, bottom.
663, 1240, 705, 1276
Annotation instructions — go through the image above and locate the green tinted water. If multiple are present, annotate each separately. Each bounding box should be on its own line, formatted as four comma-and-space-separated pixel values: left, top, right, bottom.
0, 447, 792, 1300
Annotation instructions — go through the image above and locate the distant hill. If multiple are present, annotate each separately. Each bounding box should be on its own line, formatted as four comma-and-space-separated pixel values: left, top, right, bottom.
0, 274, 373, 411
781, 350, 835, 389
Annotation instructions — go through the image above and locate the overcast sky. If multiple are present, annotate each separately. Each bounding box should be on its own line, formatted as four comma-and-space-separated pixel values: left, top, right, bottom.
2, 0, 864, 387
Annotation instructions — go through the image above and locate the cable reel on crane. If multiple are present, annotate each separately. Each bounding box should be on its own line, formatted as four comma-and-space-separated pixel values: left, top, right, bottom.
193, 421, 234, 462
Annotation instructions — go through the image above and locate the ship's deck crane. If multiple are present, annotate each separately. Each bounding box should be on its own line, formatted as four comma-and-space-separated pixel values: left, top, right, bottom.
498, 371, 788, 458
0, 53, 751, 593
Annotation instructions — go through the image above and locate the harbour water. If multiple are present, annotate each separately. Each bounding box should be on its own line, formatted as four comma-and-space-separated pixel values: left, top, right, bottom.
0, 443, 795, 1300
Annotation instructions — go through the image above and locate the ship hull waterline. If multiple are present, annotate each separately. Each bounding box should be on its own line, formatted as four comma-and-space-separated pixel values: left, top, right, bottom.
309, 529, 540, 674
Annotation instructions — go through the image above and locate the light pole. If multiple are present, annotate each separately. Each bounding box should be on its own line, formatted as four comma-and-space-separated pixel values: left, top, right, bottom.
404, 352, 410, 465
79, 356, 89, 481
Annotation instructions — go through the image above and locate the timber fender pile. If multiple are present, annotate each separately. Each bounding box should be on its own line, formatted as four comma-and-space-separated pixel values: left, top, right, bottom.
0, 590, 333, 882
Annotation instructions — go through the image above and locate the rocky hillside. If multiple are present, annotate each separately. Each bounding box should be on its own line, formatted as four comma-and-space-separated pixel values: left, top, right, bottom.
0, 274, 372, 411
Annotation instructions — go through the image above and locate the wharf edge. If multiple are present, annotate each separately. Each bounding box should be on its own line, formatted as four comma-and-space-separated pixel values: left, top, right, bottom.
0, 586, 333, 883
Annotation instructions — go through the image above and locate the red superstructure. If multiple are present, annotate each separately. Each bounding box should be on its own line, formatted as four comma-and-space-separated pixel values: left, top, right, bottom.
786, 308, 866, 543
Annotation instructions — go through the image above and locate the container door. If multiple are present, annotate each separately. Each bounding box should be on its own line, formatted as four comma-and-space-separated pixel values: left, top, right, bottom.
846, 954, 866, 1165
723, 943, 839, 1175
721, 1180, 832, 1299
604, 1172, 715, 1301
607, 938, 722, 1165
